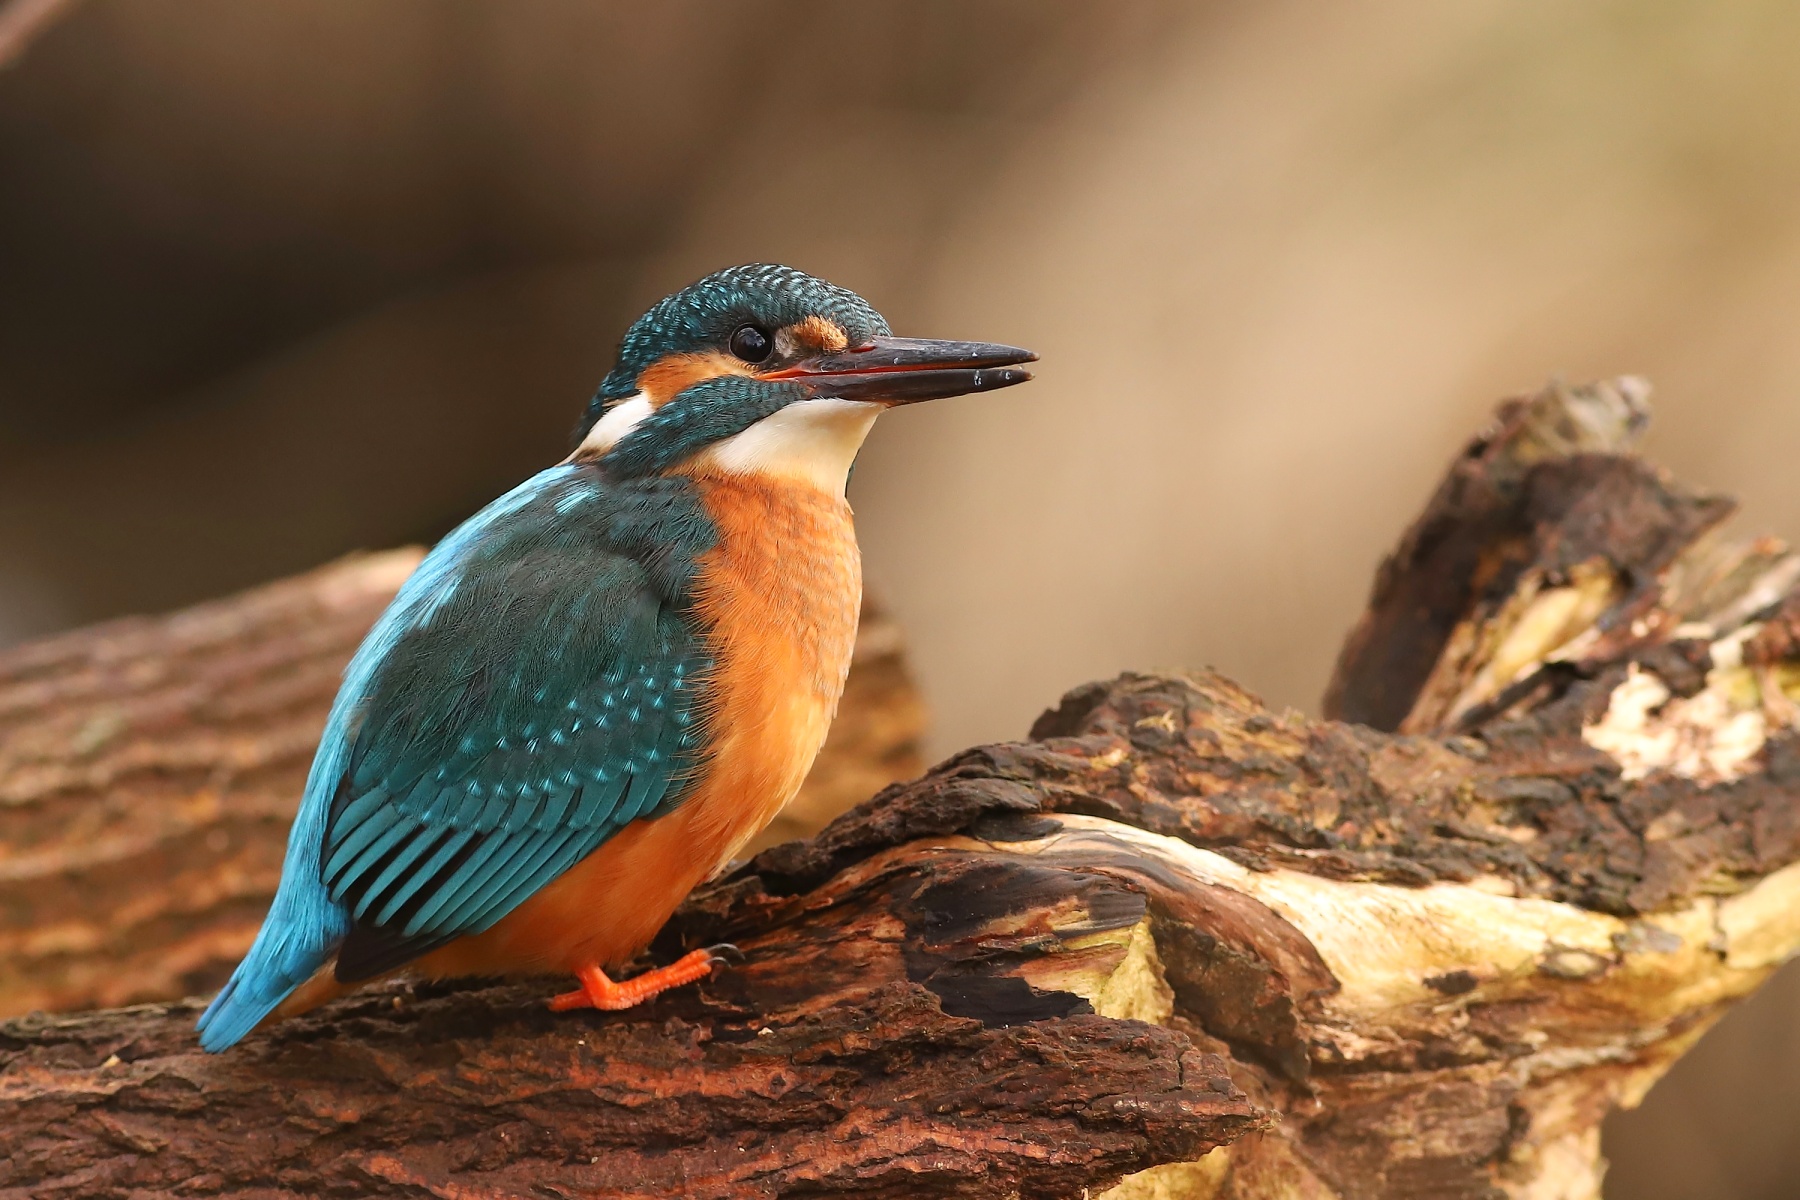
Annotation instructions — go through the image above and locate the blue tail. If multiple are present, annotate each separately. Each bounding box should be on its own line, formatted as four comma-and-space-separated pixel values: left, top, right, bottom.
196, 909, 343, 1051
197, 617, 366, 1050
196, 772, 349, 1048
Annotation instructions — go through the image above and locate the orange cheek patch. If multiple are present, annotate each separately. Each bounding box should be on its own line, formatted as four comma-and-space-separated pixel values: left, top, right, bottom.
790, 315, 849, 353
636, 351, 751, 407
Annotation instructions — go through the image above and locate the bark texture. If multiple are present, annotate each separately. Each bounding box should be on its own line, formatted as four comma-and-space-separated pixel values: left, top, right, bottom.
4, 378, 1800, 1200
0, 552, 924, 1017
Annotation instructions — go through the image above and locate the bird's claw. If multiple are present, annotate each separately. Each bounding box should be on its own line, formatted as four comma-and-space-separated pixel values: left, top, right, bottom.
703, 942, 745, 966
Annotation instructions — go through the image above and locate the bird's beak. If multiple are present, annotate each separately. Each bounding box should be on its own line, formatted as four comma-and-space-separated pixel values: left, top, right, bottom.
764, 336, 1037, 406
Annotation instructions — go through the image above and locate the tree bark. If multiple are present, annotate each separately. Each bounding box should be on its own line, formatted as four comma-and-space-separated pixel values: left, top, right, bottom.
5, 378, 1800, 1200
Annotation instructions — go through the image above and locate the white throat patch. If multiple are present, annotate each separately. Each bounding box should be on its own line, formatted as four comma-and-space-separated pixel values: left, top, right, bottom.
699, 398, 881, 496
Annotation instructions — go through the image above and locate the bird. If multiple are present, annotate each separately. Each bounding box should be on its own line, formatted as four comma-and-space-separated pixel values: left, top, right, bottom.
196, 263, 1035, 1050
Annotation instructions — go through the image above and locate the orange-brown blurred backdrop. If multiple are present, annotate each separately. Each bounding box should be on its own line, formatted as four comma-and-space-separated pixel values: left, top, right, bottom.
3, 2, 1799, 1195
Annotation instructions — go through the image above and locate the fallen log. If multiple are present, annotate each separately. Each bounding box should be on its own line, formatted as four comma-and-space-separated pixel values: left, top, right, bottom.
4, 378, 1799, 1199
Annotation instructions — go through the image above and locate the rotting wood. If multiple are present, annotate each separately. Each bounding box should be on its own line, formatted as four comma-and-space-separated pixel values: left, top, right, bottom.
0, 554, 923, 1017
4, 377, 1800, 1199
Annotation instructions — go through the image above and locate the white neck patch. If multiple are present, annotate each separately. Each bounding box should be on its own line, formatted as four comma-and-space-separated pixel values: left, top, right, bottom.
699, 398, 881, 497
573, 393, 652, 458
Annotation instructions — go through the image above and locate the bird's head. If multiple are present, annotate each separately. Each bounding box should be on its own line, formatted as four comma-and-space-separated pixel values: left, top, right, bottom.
574, 264, 1034, 493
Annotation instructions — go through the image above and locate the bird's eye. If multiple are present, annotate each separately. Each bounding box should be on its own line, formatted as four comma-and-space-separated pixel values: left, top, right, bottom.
729, 323, 773, 363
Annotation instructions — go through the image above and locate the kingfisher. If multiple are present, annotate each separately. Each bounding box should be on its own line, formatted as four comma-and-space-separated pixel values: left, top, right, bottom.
196, 264, 1034, 1050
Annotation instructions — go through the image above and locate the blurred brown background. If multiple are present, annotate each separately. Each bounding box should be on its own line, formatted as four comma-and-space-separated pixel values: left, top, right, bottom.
2, 1, 1798, 1194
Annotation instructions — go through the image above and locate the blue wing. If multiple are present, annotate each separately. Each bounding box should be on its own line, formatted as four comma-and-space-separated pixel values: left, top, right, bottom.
197, 464, 715, 1050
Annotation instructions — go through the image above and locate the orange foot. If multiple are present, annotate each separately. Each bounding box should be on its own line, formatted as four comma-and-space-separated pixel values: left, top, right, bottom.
548, 945, 738, 1012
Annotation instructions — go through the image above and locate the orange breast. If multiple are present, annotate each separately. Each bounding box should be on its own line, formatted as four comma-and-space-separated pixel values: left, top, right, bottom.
681, 469, 864, 869
417, 470, 862, 978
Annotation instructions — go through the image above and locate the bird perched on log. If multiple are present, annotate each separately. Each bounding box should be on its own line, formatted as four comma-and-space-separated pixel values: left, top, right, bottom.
197, 264, 1034, 1050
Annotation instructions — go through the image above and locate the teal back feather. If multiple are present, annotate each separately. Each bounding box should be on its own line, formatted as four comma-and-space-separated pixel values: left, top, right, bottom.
196, 463, 718, 1048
